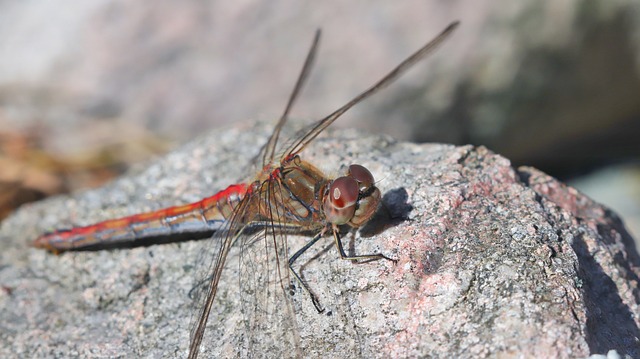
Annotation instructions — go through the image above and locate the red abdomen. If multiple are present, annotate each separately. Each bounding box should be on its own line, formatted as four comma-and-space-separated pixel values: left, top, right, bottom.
32, 184, 247, 252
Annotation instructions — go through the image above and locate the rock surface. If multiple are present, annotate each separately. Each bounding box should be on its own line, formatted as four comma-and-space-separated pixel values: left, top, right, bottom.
1, 125, 639, 358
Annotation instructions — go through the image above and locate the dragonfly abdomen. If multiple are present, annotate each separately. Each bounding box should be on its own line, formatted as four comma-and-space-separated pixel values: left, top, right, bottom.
32, 183, 248, 252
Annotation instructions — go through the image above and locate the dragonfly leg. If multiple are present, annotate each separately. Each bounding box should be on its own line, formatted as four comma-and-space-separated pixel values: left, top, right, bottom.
333, 227, 397, 264
288, 232, 325, 313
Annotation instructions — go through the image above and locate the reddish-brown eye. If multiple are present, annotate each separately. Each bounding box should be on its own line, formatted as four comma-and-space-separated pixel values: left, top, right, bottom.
330, 177, 358, 208
348, 164, 374, 191
323, 176, 358, 225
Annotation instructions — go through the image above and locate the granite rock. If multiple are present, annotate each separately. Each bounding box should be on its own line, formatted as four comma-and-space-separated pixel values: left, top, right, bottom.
1, 125, 639, 358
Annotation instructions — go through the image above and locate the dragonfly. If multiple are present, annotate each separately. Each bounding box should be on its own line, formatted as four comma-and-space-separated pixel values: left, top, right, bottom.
32, 22, 459, 358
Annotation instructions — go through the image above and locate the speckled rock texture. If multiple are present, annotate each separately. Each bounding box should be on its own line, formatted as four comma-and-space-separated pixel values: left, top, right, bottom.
1, 125, 638, 358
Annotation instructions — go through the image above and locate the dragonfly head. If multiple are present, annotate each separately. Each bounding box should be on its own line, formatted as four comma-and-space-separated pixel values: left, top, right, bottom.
323, 164, 381, 228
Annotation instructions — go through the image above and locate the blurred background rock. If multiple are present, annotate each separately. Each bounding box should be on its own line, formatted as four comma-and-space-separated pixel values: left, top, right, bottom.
0, 1, 638, 241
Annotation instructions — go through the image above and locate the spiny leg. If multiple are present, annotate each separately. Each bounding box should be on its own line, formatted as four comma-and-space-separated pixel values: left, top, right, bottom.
288, 231, 325, 313
288, 227, 397, 313
333, 226, 397, 264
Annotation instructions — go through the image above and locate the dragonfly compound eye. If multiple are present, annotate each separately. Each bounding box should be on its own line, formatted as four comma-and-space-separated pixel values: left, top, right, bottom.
323, 176, 358, 225
347, 164, 381, 227
348, 164, 375, 191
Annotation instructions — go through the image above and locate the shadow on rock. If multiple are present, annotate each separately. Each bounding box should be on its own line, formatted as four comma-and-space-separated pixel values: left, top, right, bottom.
359, 187, 413, 238
572, 228, 640, 358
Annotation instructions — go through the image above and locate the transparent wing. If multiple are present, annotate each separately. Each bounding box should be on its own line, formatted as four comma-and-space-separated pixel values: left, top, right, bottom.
188, 180, 304, 358
187, 30, 321, 354
282, 21, 459, 160
187, 188, 255, 359
237, 230, 300, 358
257, 30, 321, 167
